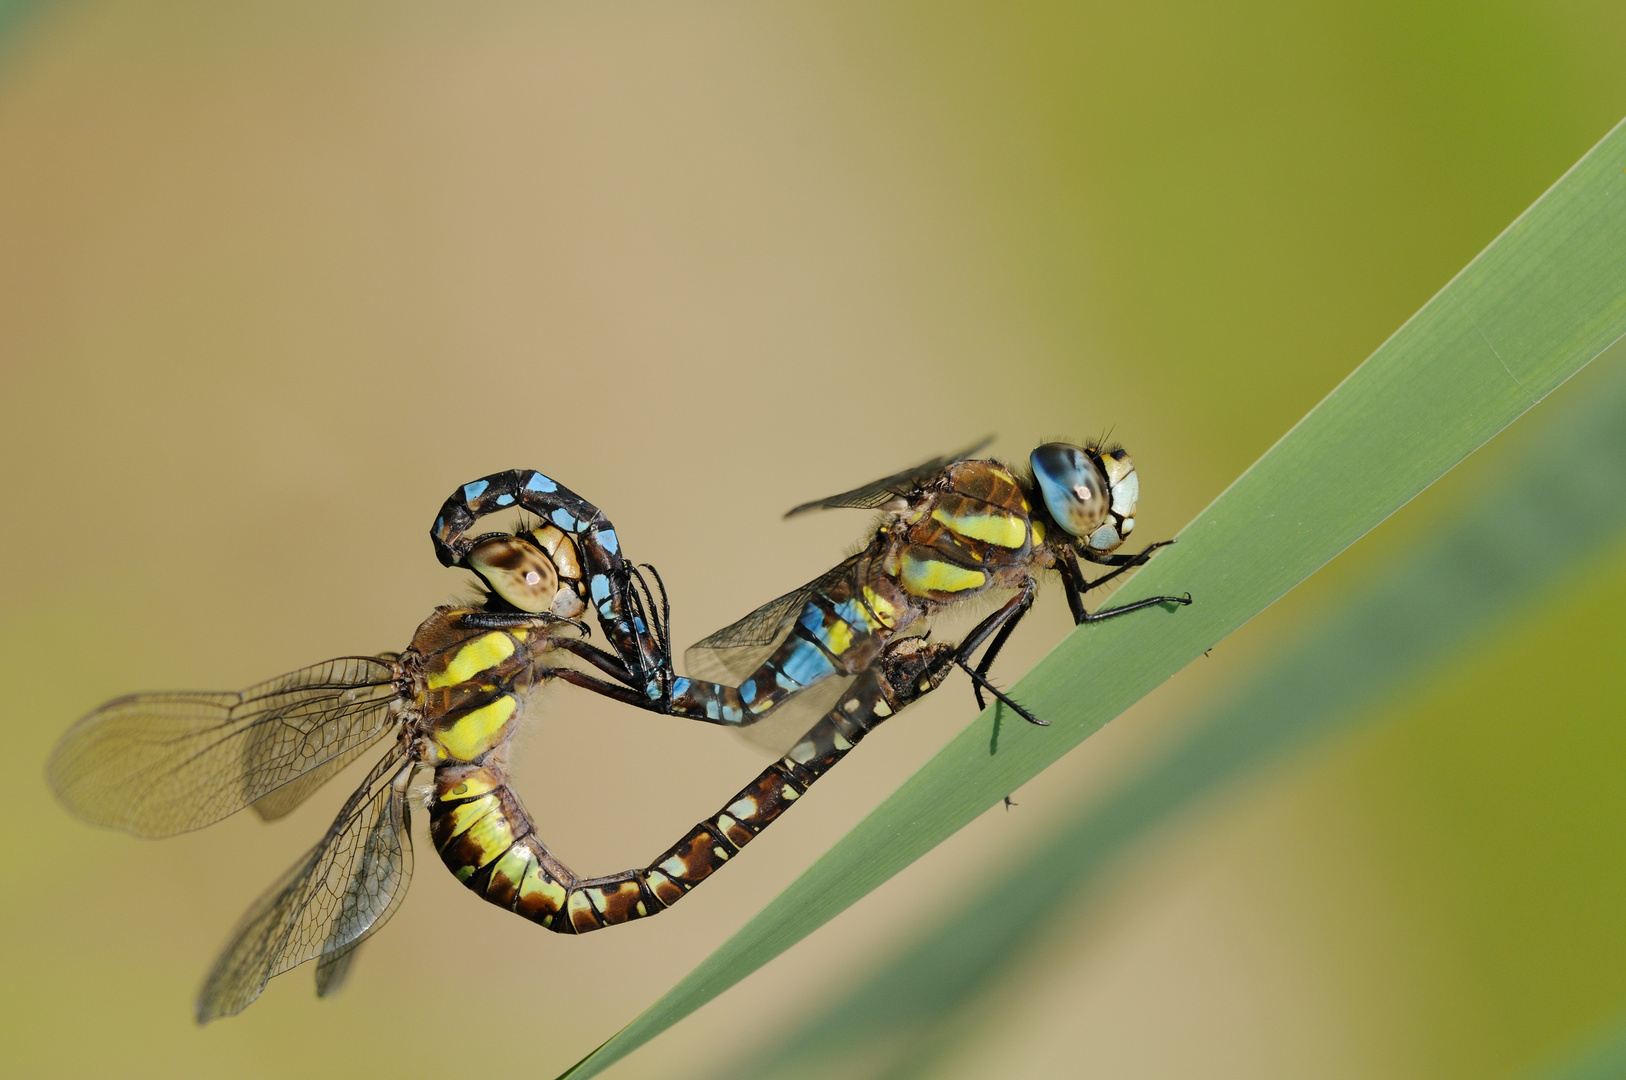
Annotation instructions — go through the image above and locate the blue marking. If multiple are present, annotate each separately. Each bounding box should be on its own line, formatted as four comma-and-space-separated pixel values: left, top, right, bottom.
434, 516, 444, 535
551, 508, 580, 531
706, 699, 721, 720
646, 682, 663, 700
774, 670, 801, 692
590, 575, 611, 603
495, 493, 515, 507
672, 677, 691, 697
463, 480, 489, 502
740, 679, 758, 702
779, 640, 838, 687
524, 472, 558, 493
599, 528, 619, 555
633, 616, 646, 633
723, 703, 744, 723
798, 604, 855, 653
833, 597, 878, 631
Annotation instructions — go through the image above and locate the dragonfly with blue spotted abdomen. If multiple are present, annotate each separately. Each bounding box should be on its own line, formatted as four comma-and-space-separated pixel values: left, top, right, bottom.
47, 468, 955, 1020
664, 438, 1191, 739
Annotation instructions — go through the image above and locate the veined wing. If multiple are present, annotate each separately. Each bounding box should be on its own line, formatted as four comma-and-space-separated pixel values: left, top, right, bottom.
250, 739, 380, 822
49, 656, 404, 838
684, 558, 861, 684
782, 436, 994, 517
196, 751, 415, 1023
732, 673, 856, 754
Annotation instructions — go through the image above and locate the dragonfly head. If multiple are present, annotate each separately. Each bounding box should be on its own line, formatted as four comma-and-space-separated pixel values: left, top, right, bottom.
1030, 442, 1138, 554
468, 534, 584, 619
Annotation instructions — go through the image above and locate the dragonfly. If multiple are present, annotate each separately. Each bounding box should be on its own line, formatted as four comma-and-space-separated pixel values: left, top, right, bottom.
664, 438, 1191, 736
46, 468, 952, 1021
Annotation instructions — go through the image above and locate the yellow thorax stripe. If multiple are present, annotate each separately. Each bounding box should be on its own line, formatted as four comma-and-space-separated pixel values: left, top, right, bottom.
436, 695, 519, 760
900, 555, 988, 596
932, 505, 1027, 549
428, 631, 516, 690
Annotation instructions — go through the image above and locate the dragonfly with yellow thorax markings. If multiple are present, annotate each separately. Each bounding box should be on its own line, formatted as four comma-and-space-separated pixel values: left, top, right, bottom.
47, 469, 954, 1021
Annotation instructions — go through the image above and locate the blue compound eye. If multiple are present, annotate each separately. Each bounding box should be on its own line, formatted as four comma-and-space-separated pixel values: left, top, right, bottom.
1030, 443, 1109, 539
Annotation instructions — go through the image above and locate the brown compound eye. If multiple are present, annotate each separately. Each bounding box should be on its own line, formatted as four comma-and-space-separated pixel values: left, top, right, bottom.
468, 536, 559, 613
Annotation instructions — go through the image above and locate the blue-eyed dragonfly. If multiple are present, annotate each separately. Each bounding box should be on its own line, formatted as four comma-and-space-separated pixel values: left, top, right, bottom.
47, 469, 954, 1021
663, 438, 1190, 739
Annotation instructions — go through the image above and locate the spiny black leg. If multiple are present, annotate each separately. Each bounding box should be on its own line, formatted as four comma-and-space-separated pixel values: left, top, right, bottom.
558, 638, 641, 685
1077, 592, 1192, 623
954, 581, 1038, 711
973, 606, 1031, 710
956, 658, 1047, 726
969, 587, 1036, 710
1060, 548, 1089, 624
638, 563, 673, 654
1079, 537, 1177, 569
463, 611, 590, 636
555, 667, 663, 710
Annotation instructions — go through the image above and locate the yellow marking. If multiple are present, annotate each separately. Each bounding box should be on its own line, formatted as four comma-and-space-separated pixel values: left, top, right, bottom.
519, 863, 567, 911
716, 814, 738, 833
788, 740, 816, 765
781, 786, 799, 801
873, 699, 893, 718
511, 628, 529, 643
636, 902, 647, 916
659, 855, 689, 879
439, 793, 499, 839
900, 555, 987, 596
646, 869, 683, 895
832, 732, 852, 751
727, 796, 758, 819
933, 506, 1027, 548
461, 808, 518, 867
489, 846, 533, 890
436, 696, 519, 760
527, 523, 565, 556
1031, 518, 1045, 544
861, 586, 900, 627
455, 865, 477, 882
712, 847, 729, 861
440, 768, 500, 802
821, 619, 854, 656
567, 891, 596, 924
843, 698, 859, 713
428, 632, 516, 690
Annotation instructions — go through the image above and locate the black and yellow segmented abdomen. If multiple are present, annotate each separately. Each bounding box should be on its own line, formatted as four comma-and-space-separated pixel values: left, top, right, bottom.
428, 647, 950, 933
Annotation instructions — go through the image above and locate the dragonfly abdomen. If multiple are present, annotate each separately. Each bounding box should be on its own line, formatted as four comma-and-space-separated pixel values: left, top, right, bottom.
668, 576, 902, 727
429, 646, 946, 934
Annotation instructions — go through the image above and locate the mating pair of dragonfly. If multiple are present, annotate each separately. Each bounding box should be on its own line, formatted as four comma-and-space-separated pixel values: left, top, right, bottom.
48, 438, 1189, 1022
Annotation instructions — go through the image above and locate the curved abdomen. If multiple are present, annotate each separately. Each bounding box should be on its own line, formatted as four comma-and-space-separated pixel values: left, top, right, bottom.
429, 642, 950, 932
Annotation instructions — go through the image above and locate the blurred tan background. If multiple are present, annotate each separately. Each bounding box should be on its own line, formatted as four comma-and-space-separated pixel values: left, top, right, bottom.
5, 2, 1626, 1077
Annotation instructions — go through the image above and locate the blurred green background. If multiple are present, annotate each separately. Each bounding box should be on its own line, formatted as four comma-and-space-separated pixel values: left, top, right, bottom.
4, 2, 1626, 1077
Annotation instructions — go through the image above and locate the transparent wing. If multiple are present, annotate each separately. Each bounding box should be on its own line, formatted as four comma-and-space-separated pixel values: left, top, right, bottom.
249, 739, 380, 822
49, 656, 403, 839
782, 436, 994, 517
314, 938, 362, 999
195, 752, 414, 1023
733, 673, 856, 754
685, 559, 861, 683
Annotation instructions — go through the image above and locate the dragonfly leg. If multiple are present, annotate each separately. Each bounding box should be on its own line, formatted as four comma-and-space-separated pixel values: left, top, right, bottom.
953, 581, 1042, 722
1061, 544, 1190, 624
431, 638, 958, 933
461, 610, 590, 636
554, 667, 665, 709
1077, 538, 1177, 589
